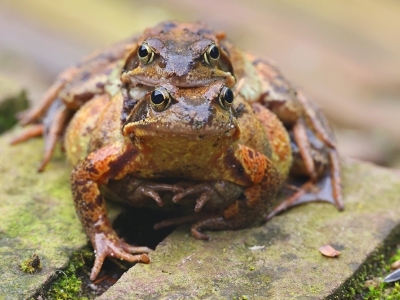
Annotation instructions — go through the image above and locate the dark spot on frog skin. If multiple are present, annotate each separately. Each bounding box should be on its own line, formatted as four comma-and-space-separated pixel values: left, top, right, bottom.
73, 91, 96, 107
162, 21, 177, 31
81, 71, 91, 82
235, 103, 247, 118
251, 58, 264, 66
95, 194, 103, 206
107, 147, 139, 180
237, 164, 244, 175
196, 28, 214, 35
247, 149, 253, 159
223, 149, 252, 185
96, 82, 105, 89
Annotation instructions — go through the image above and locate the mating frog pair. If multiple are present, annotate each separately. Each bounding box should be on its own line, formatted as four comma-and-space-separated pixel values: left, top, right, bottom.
12, 21, 343, 280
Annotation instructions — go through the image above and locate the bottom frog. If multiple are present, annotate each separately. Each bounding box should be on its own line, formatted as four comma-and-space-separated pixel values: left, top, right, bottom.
64, 82, 293, 280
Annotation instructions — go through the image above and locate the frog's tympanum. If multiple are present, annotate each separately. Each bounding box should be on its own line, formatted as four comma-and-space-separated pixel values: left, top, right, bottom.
12, 21, 343, 280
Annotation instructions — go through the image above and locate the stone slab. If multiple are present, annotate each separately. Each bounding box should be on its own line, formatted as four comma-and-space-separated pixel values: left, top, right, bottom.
0, 129, 86, 300
99, 160, 400, 299
1, 126, 400, 299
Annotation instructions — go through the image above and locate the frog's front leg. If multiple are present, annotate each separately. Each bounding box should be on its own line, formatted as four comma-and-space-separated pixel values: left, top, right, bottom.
71, 141, 152, 280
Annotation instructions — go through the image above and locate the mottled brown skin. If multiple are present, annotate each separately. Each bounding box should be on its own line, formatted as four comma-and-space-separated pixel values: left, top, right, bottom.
66, 82, 290, 280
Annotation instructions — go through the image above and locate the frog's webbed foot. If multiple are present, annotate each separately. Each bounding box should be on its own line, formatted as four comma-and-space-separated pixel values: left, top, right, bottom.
90, 229, 151, 281
291, 118, 343, 211
266, 175, 342, 221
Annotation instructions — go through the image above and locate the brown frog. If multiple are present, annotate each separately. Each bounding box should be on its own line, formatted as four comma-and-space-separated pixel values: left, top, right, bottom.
120, 21, 343, 216
11, 21, 235, 171
14, 20, 342, 212
65, 81, 291, 280
12, 21, 343, 279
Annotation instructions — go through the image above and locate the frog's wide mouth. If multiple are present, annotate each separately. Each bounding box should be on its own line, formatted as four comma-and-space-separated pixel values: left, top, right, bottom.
121, 71, 236, 88
124, 119, 238, 140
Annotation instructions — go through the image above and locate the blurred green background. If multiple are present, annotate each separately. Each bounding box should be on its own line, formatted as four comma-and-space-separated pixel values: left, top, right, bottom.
1, 0, 400, 170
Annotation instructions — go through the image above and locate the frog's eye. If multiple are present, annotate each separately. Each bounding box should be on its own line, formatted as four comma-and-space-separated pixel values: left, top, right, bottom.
137, 42, 154, 64
218, 86, 234, 109
203, 43, 220, 66
150, 87, 171, 111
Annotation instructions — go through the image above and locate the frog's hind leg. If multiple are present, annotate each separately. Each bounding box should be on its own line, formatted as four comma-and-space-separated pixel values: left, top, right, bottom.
190, 212, 251, 241
10, 124, 44, 145
18, 67, 79, 126
37, 102, 72, 172
153, 213, 208, 230
266, 146, 343, 221
10, 101, 72, 172
155, 206, 263, 241
248, 57, 343, 214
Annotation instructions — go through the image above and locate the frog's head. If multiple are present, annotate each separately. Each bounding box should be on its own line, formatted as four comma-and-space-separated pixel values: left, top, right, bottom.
121, 21, 235, 89
122, 82, 240, 154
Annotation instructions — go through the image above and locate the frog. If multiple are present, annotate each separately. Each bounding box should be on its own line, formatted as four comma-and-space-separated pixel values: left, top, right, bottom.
13, 20, 342, 213
11, 21, 236, 171
64, 81, 291, 280
11, 21, 343, 279
119, 21, 343, 215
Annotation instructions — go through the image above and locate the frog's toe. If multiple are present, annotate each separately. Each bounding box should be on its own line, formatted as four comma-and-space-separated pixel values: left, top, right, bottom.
173, 183, 214, 212
90, 233, 151, 280
10, 124, 44, 145
120, 241, 152, 254
135, 182, 186, 206
137, 186, 164, 206
191, 225, 211, 241
91, 249, 150, 280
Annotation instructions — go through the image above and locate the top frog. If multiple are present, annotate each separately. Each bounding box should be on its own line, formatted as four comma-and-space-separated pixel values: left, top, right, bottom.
121, 21, 236, 88
13, 20, 343, 226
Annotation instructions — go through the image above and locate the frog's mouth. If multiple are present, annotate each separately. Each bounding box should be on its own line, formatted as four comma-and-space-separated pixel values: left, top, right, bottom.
121, 69, 236, 89
125, 119, 239, 141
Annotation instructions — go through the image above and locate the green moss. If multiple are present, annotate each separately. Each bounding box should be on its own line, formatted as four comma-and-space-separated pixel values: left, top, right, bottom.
20, 253, 42, 274
327, 230, 400, 299
46, 248, 93, 300
0, 90, 29, 133
389, 248, 400, 264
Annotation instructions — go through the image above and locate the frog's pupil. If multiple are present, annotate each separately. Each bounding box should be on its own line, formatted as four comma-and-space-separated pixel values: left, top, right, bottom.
209, 45, 220, 59
151, 90, 164, 105
138, 45, 149, 58
224, 88, 234, 103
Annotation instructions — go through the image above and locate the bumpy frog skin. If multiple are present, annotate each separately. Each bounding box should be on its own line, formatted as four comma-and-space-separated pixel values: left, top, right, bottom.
12, 21, 343, 280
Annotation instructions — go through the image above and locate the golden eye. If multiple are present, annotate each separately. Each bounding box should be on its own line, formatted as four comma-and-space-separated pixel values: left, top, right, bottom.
137, 42, 154, 64
218, 86, 234, 110
150, 87, 171, 111
203, 43, 220, 65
